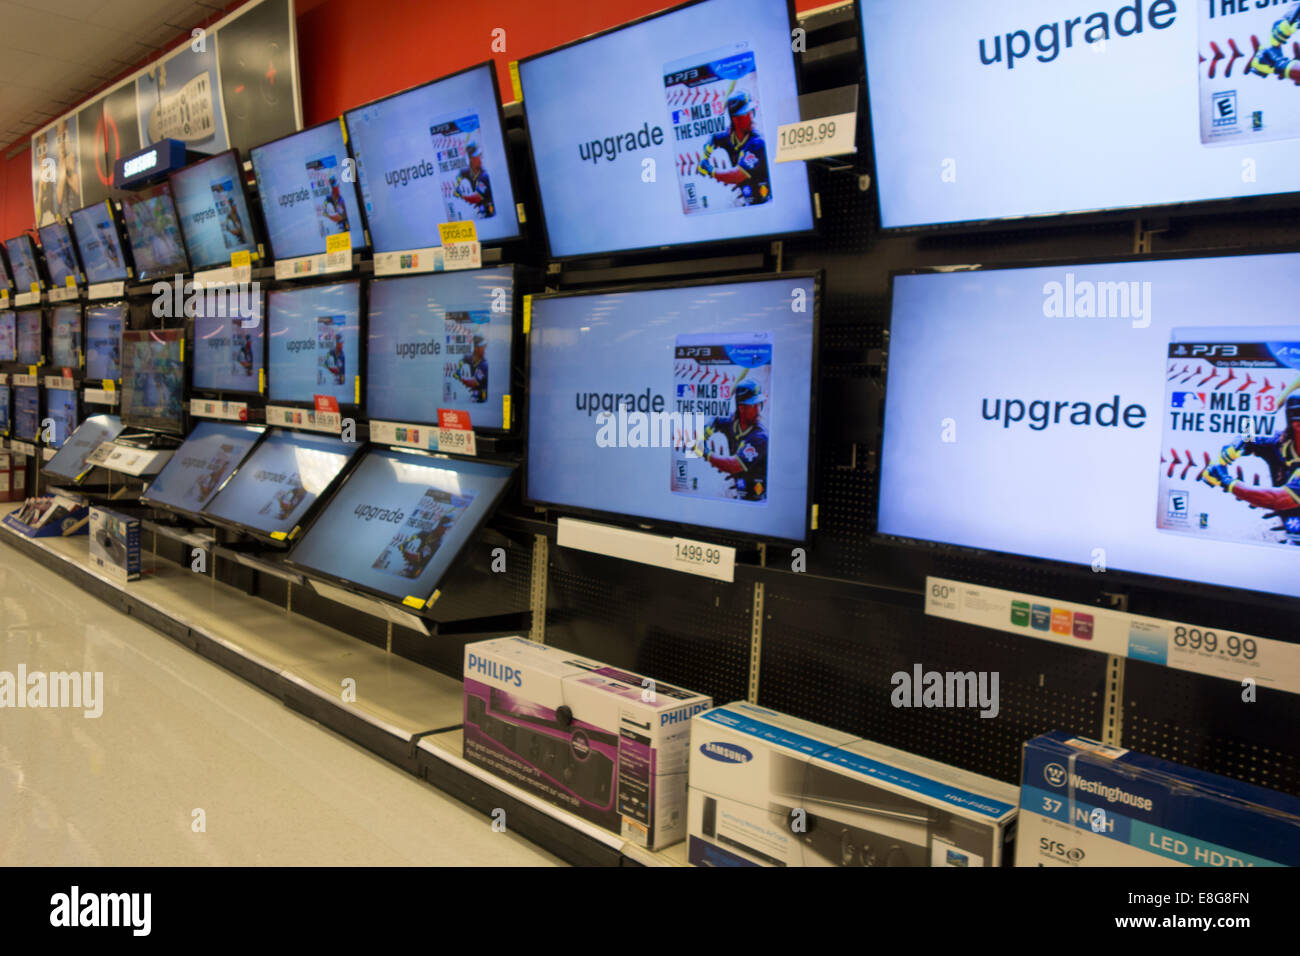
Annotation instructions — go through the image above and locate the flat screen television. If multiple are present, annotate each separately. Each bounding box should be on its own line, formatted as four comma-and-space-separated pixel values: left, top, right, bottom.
877, 250, 1300, 601
121, 182, 190, 282
69, 202, 130, 284
526, 272, 818, 543
0, 385, 8, 435
367, 266, 513, 431
202, 428, 365, 543
140, 421, 264, 517
193, 293, 264, 395
16, 310, 42, 366
518, 0, 814, 259
13, 385, 39, 441
286, 447, 516, 606
0, 312, 15, 363
44, 385, 78, 449
120, 328, 185, 434
170, 150, 261, 271
862, 0, 1300, 230
43, 414, 123, 482
37, 221, 81, 288
85, 303, 126, 382
5, 235, 44, 292
49, 305, 82, 371
266, 280, 361, 408
343, 62, 521, 253
250, 120, 367, 261
0, 246, 11, 291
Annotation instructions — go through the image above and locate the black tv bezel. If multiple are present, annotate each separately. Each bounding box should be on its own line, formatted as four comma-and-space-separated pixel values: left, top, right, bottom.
515, 0, 818, 263
68, 200, 132, 285
4, 234, 47, 293
248, 116, 374, 263
46, 302, 85, 379
522, 268, 821, 546
0, 308, 17, 366
364, 263, 518, 437
118, 326, 188, 437
874, 242, 1300, 615
189, 284, 267, 400
15, 308, 45, 368
83, 300, 128, 385
265, 276, 366, 415
341, 60, 524, 254
11, 381, 41, 443
40, 381, 83, 452
0, 243, 13, 292
168, 148, 264, 274
40, 412, 125, 483
139, 420, 268, 523
119, 180, 193, 283
36, 219, 83, 289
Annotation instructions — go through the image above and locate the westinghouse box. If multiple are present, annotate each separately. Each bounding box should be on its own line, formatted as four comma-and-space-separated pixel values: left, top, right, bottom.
462, 637, 712, 849
89, 507, 140, 582
1017, 732, 1300, 867
688, 702, 1018, 867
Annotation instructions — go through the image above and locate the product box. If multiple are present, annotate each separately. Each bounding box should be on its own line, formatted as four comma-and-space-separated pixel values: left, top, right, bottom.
1017, 732, 1300, 867
1, 493, 88, 537
462, 637, 712, 849
1199, 4, 1300, 146
688, 701, 1018, 867
88, 507, 140, 582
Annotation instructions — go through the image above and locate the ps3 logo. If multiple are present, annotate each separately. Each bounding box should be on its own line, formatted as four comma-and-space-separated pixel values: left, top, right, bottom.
1044, 762, 1067, 788
1190, 345, 1238, 358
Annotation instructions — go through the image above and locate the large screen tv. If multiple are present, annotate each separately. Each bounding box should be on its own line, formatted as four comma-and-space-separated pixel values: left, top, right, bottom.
69, 202, 130, 284
43, 414, 124, 482
367, 267, 513, 431
85, 303, 126, 382
526, 272, 817, 542
518, 0, 814, 259
49, 305, 82, 371
170, 150, 261, 272
120, 328, 185, 434
266, 280, 361, 408
37, 221, 81, 288
0, 246, 11, 291
0, 312, 15, 363
5, 236, 44, 292
121, 182, 190, 282
13, 385, 39, 441
343, 62, 521, 253
193, 293, 264, 395
878, 250, 1300, 601
286, 447, 516, 606
16, 311, 42, 366
203, 429, 364, 543
141, 421, 264, 518
0, 385, 8, 435
44, 385, 78, 449
250, 120, 367, 261
863, 1, 1300, 230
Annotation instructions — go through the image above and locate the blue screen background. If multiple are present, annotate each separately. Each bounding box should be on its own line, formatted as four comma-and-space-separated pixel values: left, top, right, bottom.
38, 222, 80, 287
5, 238, 41, 290
143, 421, 263, 513
50, 306, 81, 369
70, 205, 129, 283
17, 311, 41, 365
85, 304, 125, 381
44, 413, 123, 480
171, 152, 260, 270
267, 281, 360, 405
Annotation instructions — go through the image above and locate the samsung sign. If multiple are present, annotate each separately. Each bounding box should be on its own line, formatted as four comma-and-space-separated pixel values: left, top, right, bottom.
115, 140, 187, 188
122, 150, 157, 179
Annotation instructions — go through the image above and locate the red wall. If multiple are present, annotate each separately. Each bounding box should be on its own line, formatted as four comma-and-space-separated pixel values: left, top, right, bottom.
1, 0, 828, 240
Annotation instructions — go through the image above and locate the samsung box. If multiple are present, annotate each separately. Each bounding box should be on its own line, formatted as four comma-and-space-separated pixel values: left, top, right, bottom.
88, 507, 140, 582
688, 702, 1018, 867
463, 637, 712, 849
1017, 732, 1300, 867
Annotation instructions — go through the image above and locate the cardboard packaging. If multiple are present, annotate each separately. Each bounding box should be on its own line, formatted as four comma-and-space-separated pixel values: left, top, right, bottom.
89, 507, 141, 582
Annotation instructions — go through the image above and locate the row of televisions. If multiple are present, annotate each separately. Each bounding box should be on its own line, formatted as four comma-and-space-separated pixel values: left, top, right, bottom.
10, 0, 1296, 292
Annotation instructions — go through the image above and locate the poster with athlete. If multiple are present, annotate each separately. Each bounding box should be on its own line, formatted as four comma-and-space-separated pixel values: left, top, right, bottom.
432, 113, 495, 221
1200, 3, 1300, 145
371, 486, 475, 579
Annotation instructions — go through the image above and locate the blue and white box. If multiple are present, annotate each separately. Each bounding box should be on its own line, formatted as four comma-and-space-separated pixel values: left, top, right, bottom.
1017, 732, 1300, 867
89, 507, 140, 582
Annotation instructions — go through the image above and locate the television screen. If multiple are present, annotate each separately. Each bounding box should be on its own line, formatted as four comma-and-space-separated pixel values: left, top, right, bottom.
16, 311, 41, 366
141, 421, 264, 515
0, 247, 11, 289
250, 120, 366, 261
49, 306, 82, 370
518, 0, 813, 259
70, 203, 129, 283
203, 429, 364, 538
14, 385, 39, 441
43, 414, 123, 481
0, 386, 8, 434
44, 386, 78, 448
878, 251, 1300, 600
5, 236, 42, 291
863, 1, 1300, 230
367, 267, 513, 429
37, 221, 80, 287
267, 280, 361, 406
170, 150, 260, 271
0, 312, 14, 363
85, 304, 125, 381
121, 182, 190, 282
287, 447, 515, 604
193, 295, 264, 394
344, 62, 520, 253
526, 273, 817, 542
120, 328, 185, 434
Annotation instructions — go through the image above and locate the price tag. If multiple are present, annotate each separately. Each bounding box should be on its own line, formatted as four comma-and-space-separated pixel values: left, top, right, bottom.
29, 282, 39, 296
775, 111, 858, 163
522, 295, 532, 334
230, 250, 252, 269
402, 595, 425, 610
324, 232, 352, 272
103, 380, 115, 392
670, 537, 735, 579
442, 239, 481, 271
438, 221, 477, 245
503, 393, 512, 429
436, 427, 477, 456
65, 276, 76, 288
313, 394, 342, 432
508, 60, 523, 102
556, 518, 736, 582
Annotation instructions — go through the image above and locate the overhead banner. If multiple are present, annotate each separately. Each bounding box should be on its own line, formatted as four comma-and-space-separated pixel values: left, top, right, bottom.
31, 0, 301, 226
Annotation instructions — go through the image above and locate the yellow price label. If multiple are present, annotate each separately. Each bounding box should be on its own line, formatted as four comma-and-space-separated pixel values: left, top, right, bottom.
509, 60, 522, 102
230, 250, 252, 269
811, 503, 819, 531
503, 393, 512, 429
29, 283, 39, 296
339, 115, 349, 145
103, 379, 115, 392
325, 232, 351, 255
354, 376, 360, 404
289, 525, 301, 540
438, 221, 477, 245
402, 595, 424, 610
65, 276, 76, 288
269, 531, 287, 541
28, 365, 36, 377
427, 589, 441, 608
179, 339, 184, 362
259, 368, 265, 393
522, 295, 532, 334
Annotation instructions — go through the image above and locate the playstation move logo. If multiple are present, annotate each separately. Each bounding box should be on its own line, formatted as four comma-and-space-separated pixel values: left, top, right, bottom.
1044, 762, 1067, 787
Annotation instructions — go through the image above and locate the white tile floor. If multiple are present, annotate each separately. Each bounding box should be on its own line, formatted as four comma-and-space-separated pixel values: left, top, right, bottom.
0, 543, 562, 866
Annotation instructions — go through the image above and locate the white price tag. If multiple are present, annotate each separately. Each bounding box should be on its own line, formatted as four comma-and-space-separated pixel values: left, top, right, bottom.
442, 240, 481, 271
436, 427, 477, 456
323, 248, 352, 273
556, 518, 736, 582
775, 111, 858, 163
88, 281, 125, 300
313, 410, 342, 433
669, 537, 736, 580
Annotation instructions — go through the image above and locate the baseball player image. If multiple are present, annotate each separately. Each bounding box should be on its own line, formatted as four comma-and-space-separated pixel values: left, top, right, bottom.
697, 379, 769, 501
322, 175, 350, 233
1201, 388, 1300, 542
1247, 6, 1300, 81
456, 334, 489, 403
452, 141, 495, 219
697, 92, 771, 206
396, 515, 454, 578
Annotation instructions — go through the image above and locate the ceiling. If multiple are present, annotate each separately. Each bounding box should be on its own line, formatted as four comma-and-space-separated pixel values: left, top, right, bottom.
0, 0, 230, 153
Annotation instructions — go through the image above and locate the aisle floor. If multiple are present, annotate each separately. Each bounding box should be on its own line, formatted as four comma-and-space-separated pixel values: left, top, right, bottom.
0, 543, 562, 866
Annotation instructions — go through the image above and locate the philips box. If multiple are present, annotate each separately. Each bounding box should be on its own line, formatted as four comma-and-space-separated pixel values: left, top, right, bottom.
89, 507, 140, 582
688, 702, 1018, 867
1017, 732, 1300, 867
462, 637, 712, 849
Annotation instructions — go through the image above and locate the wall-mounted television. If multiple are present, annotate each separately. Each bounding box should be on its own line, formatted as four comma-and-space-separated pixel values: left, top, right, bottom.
170, 150, 261, 271
0, 312, 15, 363
43, 414, 124, 482
343, 62, 521, 253
266, 280, 361, 409
13, 385, 39, 441
16, 310, 42, 366
44, 385, 79, 448
120, 328, 185, 434
193, 292, 264, 396
140, 420, 264, 518
48, 306, 82, 372
85, 303, 126, 382
878, 249, 1300, 601
5, 235, 44, 292
0, 385, 8, 435
518, 0, 814, 259
69, 202, 130, 284
121, 182, 190, 282
526, 272, 818, 542
37, 221, 81, 288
